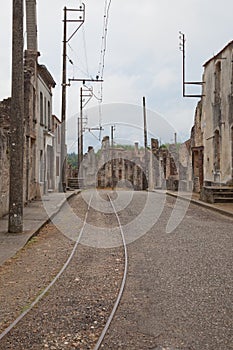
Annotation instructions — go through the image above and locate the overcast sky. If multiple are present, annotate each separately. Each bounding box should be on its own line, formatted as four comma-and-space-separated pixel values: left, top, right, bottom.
1, 0, 233, 152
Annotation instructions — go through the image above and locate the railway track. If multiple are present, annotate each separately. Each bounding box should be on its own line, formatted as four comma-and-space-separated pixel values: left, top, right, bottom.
0, 190, 128, 349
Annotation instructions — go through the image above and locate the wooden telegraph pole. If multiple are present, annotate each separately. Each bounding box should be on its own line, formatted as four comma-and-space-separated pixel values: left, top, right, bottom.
8, 0, 24, 232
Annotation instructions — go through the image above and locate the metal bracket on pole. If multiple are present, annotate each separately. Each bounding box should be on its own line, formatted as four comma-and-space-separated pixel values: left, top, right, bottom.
69, 78, 104, 85
179, 32, 204, 98
66, 4, 85, 43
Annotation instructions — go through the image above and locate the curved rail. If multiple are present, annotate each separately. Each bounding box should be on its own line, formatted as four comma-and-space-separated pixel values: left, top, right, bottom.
93, 193, 128, 350
0, 194, 93, 341
0, 190, 128, 350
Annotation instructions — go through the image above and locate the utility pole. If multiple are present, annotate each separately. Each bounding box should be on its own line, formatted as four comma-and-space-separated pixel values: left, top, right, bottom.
76, 83, 102, 174
78, 86, 93, 173
111, 125, 115, 148
143, 96, 148, 189
8, 0, 24, 232
59, 6, 67, 192
77, 116, 87, 168
59, 5, 85, 192
111, 125, 115, 189
78, 86, 84, 176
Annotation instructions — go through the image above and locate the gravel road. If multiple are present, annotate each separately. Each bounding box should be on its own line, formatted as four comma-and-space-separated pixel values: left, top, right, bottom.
0, 190, 232, 350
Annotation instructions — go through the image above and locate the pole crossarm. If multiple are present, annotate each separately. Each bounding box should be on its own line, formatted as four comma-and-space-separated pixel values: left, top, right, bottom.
179, 31, 204, 98
185, 82, 203, 85
68, 78, 104, 85
81, 86, 93, 108
87, 127, 104, 131
66, 4, 85, 42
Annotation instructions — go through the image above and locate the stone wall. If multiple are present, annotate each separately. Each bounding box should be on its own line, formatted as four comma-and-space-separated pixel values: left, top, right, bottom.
202, 42, 233, 185
0, 99, 10, 217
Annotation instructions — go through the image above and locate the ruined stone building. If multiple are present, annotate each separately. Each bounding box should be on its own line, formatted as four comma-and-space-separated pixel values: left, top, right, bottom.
0, 0, 61, 218
149, 138, 181, 191
188, 41, 233, 201
79, 137, 147, 190
190, 101, 203, 193
98, 137, 147, 190
22, 0, 59, 200
161, 41, 233, 197
80, 136, 183, 191
201, 41, 233, 187
0, 99, 10, 217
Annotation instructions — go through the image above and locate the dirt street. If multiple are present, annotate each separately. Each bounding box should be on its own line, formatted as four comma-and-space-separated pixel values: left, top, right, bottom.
0, 190, 232, 350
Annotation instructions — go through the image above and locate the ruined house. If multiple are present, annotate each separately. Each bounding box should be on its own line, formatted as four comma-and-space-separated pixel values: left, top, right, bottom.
97, 137, 146, 190
150, 138, 180, 191
190, 101, 203, 193
0, 99, 10, 217
202, 41, 233, 186
21, 0, 59, 199
178, 139, 193, 191
190, 41, 233, 202
0, 0, 61, 218
79, 137, 146, 190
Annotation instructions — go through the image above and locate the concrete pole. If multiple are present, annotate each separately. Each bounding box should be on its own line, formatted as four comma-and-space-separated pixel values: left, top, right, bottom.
111, 125, 114, 189
79, 87, 83, 178
59, 7, 67, 192
77, 116, 80, 169
8, 0, 24, 233
80, 87, 83, 164
143, 96, 148, 189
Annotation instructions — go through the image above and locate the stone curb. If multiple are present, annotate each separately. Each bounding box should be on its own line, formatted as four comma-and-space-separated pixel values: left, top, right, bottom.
24, 190, 81, 245
0, 190, 80, 267
166, 191, 233, 219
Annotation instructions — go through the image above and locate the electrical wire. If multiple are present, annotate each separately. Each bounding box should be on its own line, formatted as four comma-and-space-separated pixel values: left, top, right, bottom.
66, 1, 113, 144
97, 0, 112, 83
67, 43, 90, 79
82, 26, 90, 78
96, 0, 112, 140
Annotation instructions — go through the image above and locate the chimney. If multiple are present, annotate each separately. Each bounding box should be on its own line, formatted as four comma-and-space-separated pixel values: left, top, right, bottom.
25, 0, 38, 52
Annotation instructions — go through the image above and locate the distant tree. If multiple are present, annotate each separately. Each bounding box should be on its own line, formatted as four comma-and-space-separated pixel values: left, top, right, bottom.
67, 153, 78, 170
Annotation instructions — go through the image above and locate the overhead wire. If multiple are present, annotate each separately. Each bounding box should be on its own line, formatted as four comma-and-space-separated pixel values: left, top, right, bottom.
96, 0, 112, 140
67, 1, 113, 143
67, 43, 90, 79
82, 26, 90, 78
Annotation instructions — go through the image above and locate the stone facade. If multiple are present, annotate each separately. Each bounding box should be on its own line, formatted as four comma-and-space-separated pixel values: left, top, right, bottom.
178, 139, 193, 191
149, 139, 180, 191
97, 137, 146, 190
201, 41, 233, 186
190, 101, 204, 193
0, 0, 61, 218
0, 99, 10, 217
79, 137, 146, 190
37, 64, 56, 196
52, 115, 62, 192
